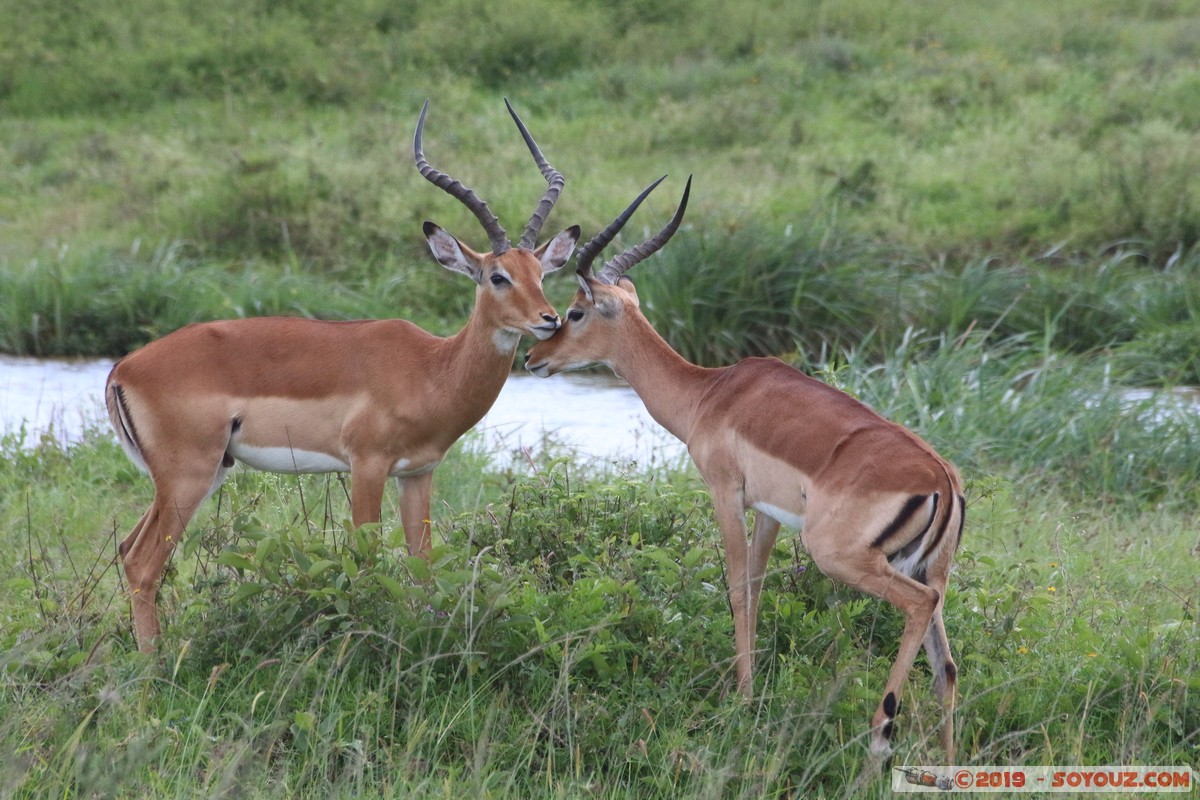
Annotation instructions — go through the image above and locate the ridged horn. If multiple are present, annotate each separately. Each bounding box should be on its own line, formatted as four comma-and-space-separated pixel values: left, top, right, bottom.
505, 98, 566, 251
413, 99, 511, 255
577, 175, 691, 285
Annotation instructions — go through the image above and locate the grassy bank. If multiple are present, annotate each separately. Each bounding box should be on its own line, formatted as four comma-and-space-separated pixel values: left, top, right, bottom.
2, 338, 1198, 797
3, 0, 1200, 368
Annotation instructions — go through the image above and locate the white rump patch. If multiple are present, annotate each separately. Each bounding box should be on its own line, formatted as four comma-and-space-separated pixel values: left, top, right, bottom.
115, 435, 149, 474
889, 541, 928, 579
886, 493, 941, 578
110, 391, 149, 473
752, 502, 806, 531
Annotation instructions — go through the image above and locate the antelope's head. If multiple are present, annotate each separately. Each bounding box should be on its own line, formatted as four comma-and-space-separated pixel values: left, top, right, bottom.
415, 99, 579, 345
525, 175, 691, 376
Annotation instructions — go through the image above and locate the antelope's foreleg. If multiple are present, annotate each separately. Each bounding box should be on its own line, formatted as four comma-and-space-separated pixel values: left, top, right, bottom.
398, 471, 434, 557
348, 458, 389, 529
711, 490, 755, 696
746, 511, 781, 670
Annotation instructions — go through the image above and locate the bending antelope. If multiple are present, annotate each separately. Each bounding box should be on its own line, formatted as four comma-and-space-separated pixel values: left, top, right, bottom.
107, 100, 580, 652
525, 177, 963, 763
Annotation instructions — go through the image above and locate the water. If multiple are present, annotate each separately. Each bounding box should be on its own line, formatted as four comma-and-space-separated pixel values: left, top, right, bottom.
0, 356, 686, 465
0, 356, 114, 444
10, 357, 1195, 467
475, 371, 688, 467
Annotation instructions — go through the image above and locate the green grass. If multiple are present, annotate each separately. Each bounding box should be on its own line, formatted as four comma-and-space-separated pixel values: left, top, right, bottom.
635, 231, 1200, 381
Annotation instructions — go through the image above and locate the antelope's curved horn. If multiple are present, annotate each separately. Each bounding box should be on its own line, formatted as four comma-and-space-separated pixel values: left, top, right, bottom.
577, 175, 691, 285
414, 99, 511, 255
505, 99, 566, 251
575, 175, 667, 282
598, 175, 691, 284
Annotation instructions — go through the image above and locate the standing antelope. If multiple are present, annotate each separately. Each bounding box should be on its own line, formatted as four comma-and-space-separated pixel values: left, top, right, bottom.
106, 100, 580, 652
525, 177, 963, 764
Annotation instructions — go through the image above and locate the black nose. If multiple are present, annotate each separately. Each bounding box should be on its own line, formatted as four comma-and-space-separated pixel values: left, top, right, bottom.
542, 313, 560, 327
523, 352, 530, 364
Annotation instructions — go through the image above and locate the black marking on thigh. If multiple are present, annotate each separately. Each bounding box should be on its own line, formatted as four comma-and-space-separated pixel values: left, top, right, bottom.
223, 417, 241, 468
944, 661, 957, 683
872, 493, 934, 549
919, 496, 954, 560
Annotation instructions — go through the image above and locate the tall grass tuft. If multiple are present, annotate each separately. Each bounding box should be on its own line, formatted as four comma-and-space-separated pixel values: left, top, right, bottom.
636, 221, 1200, 386
0, 241, 479, 356
635, 219, 901, 366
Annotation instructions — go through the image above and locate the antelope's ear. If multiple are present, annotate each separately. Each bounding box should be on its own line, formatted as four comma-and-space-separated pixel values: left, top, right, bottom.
424, 221, 484, 284
576, 273, 594, 303
534, 225, 580, 274
595, 287, 629, 319
615, 276, 639, 305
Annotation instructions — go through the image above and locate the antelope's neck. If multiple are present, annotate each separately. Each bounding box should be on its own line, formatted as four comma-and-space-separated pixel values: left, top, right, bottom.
607, 316, 713, 444
438, 312, 521, 419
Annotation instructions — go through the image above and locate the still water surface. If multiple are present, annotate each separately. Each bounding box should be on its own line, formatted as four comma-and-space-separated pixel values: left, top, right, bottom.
0, 356, 686, 466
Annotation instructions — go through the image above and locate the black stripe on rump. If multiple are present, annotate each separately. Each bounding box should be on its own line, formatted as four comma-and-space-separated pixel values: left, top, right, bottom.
920, 491, 960, 560
113, 384, 144, 454
952, 493, 966, 553
871, 492, 936, 549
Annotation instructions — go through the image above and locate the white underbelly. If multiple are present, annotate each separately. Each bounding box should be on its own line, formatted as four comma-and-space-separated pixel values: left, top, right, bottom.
752, 501, 806, 531
227, 444, 438, 478
228, 443, 351, 474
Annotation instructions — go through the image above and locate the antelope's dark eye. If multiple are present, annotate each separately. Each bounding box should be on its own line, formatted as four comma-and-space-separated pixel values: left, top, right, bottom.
567, 308, 584, 322
490, 273, 510, 287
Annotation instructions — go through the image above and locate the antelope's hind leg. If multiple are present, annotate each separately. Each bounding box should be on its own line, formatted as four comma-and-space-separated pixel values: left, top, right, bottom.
120, 449, 232, 653
803, 527, 941, 763
924, 608, 957, 762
